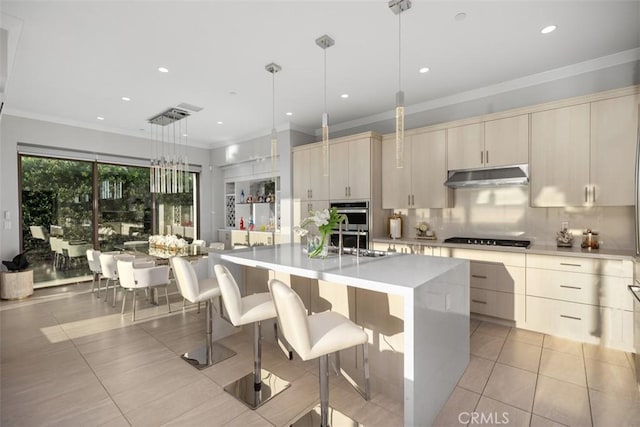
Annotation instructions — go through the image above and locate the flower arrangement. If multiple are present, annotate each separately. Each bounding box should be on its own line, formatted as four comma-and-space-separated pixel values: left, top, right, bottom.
294, 207, 346, 258
149, 234, 188, 254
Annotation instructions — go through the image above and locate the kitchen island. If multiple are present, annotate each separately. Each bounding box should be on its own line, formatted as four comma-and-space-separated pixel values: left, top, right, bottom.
220, 243, 469, 426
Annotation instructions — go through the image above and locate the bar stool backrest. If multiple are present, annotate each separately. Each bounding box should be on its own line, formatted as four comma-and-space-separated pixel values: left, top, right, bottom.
213, 264, 243, 325
171, 256, 200, 303
269, 279, 312, 360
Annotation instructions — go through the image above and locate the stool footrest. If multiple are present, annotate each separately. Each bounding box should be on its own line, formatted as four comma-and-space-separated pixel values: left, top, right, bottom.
223, 369, 290, 409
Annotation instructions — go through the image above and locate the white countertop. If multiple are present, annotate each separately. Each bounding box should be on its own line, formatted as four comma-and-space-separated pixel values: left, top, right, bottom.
220, 243, 468, 296
373, 237, 637, 261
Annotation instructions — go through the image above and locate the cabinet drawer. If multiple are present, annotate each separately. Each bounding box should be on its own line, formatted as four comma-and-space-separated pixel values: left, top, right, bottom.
470, 263, 525, 294
526, 253, 632, 278
526, 296, 599, 342
526, 296, 634, 351
527, 268, 633, 311
470, 288, 524, 323
449, 248, 525, 267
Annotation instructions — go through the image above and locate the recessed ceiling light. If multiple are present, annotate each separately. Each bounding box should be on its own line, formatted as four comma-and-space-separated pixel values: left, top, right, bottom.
157, 66, 169, 73
229, 91, 237, 95
454, 12, 466, 21
121, 96, 131, 101
286, 112, 293, 116
96, 116, 104, 120
182, 133, 188, 137
341, 93, 349, 99
419, 67, 430, 74
541, 25, 557, 34
217, 121, 223, 125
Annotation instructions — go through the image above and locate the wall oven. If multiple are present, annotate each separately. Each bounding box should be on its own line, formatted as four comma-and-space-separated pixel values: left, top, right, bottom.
329, 201, 369, 249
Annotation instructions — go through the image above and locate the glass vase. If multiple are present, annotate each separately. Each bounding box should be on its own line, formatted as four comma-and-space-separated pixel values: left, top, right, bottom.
307, 231, 329, 258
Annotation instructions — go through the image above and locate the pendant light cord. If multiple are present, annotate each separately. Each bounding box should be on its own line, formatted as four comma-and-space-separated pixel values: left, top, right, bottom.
398, 11, 402, 93
323, 48, 327, 114
272, 70, 276, 130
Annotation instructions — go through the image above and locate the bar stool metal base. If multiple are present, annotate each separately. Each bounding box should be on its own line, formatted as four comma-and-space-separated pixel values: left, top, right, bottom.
223, 368, 290, 409
180, 343, 236, 370
291, 405, 364, 427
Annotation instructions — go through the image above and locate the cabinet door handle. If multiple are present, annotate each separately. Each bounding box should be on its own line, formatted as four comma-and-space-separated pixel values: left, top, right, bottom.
472, 299, 488, 305
592, 185, 596, 203
485, 150, 489, 164
408, 195, 411, 206
480, 151, 484, 164
560, 262, 582, 267
471, 274, 487, 279
560, 285, 582, 290
584, 186, 588, 203
560, 314, 582, 321
411, 194, 414, 206
349, 186, 351, 197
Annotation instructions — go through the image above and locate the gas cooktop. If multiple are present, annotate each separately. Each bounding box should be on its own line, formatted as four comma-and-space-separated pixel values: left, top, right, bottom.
443, 237, 531, 248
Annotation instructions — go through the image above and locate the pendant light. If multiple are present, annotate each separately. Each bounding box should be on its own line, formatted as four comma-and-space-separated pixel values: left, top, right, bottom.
316, 34, 334, 177
389, 0, 411, 168
148, 107, 191, 193
265, 62, 282, 177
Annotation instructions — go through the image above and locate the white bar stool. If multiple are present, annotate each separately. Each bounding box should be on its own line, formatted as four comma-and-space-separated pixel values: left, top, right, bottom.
269, 279, 370, 427
214, 264, 290, 409
170, 256, 236, 369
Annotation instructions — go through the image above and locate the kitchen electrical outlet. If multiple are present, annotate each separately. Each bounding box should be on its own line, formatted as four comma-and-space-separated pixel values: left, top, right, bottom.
561, 221, 569, 230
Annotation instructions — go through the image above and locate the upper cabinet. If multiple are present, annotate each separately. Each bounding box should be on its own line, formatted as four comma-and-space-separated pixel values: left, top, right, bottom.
589, 95, 638, 206
447, 115, 529, 171
292, 143, 329, 201
382, 130, 448, 209
530, 104, 590, 207
329, 136, 371, 200
531, 94, 638, 207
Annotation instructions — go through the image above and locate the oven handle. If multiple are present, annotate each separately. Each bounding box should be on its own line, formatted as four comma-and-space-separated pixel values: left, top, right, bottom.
335, 209, 368, 214
331, 230, 367, 236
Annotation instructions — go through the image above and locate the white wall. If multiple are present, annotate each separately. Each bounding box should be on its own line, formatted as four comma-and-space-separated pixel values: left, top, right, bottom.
0, 115, 213, 260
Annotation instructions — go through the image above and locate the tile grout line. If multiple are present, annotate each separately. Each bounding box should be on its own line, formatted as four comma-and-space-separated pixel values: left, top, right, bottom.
581, 343, 595, 427
52, 307, 136, 426
527, 334, 546, 427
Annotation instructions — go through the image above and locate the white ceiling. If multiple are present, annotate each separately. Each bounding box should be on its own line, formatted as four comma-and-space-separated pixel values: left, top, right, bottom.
2, 1, 639, 149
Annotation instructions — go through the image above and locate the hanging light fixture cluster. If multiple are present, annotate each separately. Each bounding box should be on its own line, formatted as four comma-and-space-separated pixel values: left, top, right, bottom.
265, 62, 282, 178
316, 34, 335, 177
389, 0, 411, 169
148, 107, 191, 194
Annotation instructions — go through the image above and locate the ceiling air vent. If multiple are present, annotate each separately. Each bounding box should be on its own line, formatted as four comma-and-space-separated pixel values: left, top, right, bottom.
148, 108, 190, 126
176, 102, 203, 112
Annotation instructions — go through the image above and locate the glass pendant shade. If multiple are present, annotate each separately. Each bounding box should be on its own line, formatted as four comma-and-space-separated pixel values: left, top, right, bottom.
322, 112, 329, 176
271, 127, 278, 176
395, 90, 405, 168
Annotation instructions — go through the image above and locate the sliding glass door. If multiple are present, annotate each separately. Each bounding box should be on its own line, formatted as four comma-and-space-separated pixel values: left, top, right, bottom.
21, 156, 94, 285
20, 155, 198, 287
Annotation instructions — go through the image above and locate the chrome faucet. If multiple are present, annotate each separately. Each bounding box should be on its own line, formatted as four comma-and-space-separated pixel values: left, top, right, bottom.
356, 224, 362, 259
338, 217, 349, 255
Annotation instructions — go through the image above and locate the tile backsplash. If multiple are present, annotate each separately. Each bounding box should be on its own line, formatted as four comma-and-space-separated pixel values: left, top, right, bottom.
389, 187, 635, 250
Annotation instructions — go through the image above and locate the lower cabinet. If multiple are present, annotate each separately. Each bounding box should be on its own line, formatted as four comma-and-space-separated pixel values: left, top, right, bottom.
524, 254, 634, 352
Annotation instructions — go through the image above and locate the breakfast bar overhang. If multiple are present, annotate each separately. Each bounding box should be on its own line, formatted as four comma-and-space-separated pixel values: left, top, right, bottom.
220, 244, 470, 426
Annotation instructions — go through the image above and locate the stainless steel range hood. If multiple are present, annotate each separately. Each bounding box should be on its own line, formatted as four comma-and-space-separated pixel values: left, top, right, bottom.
444, 164, 529, 188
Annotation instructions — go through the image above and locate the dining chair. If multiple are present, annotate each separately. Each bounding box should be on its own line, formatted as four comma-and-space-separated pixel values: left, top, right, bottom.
117, 259, 171, 321
269, 279, 370, 427
192, 239, 206, 247
99, 252, 134, 307
170, 256, 235, 369
213, 264, 290, 409
86, 249, 103, 297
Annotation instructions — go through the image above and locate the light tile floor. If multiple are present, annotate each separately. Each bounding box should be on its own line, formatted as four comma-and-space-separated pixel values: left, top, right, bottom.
434, 319, 640, 427
1, 283, 639, 426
